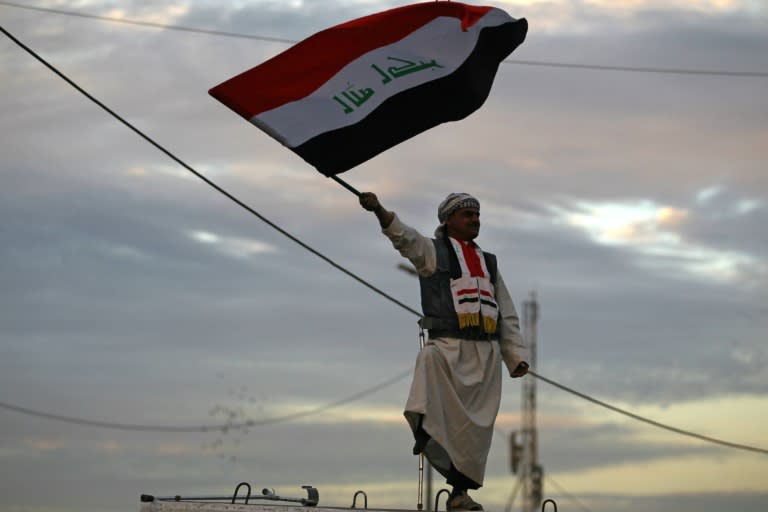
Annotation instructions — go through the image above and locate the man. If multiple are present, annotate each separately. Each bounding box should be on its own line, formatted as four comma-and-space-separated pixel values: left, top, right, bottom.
359, 191, 529, 511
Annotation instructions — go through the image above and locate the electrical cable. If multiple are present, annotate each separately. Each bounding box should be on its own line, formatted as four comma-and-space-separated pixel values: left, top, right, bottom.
0, 24, 422, 320
529, 369, 768, 455
2, 25, 767, 457
501, 59, 768, 77
545, 476, 593, 512
0, 1, 296, 43
503, 477, 522, 512
0, 369, 412, 432
2, 0, 767, 78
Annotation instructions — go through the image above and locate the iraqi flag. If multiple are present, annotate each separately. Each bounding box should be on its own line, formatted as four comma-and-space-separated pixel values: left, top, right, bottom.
209, 2, 527, 176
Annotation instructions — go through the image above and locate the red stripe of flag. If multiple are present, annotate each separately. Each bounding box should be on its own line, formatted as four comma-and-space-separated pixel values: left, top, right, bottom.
209, 2, 492, 119
457, 288, 480, 296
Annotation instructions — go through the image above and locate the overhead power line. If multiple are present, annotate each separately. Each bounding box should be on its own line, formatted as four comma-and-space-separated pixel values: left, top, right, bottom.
501, 59, 768, 77
545, 476, 593, 512
2, 0, 767, 78
2, 25, 767, 458
0, 369, 412, 432
530, 370, 768, 455
0, 25, 421, 319
0, 1, 296, 43
1, 21, 418, 434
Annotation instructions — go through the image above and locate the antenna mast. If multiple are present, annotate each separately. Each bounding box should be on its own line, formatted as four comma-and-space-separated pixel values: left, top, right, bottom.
521, 292, 542, 512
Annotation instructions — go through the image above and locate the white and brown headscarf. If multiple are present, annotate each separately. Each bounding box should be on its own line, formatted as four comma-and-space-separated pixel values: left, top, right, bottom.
434, 192, 480, 238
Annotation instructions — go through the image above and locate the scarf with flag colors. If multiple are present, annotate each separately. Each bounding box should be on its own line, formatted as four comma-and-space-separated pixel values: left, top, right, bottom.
209, 2, 527, 176
448, 237, 498, 333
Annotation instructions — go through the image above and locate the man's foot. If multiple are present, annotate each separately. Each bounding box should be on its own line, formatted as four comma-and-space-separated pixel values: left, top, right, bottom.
446, 491, 483, 511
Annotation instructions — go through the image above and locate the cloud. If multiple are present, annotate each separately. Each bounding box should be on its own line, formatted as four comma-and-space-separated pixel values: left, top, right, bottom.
1, 2, 766, 512
546, 198, 764, 284
24, 439, 65, 452
94, 440, 123, 453
102, 3, 190, 26
188, 230, 279, 259
696, 185, 723, 204
157, 443, 194, 455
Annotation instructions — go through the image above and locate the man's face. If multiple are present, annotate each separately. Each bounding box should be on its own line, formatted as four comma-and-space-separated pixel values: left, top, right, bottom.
446, 207, 480, 241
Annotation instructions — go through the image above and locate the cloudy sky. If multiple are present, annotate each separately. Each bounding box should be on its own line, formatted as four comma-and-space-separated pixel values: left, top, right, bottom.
1, 1, 767, 512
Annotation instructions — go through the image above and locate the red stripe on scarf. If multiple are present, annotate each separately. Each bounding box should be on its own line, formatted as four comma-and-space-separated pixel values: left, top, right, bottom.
459, 240, 484, 277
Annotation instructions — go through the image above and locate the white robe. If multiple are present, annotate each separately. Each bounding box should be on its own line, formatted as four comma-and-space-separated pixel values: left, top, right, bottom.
383, 215, 528, 485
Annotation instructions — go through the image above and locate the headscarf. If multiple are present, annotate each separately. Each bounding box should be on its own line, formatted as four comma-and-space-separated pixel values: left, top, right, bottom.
434, 192, 480, 238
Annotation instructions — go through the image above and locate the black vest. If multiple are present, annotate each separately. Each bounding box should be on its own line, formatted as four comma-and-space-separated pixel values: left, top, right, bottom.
418, 237, 499, 340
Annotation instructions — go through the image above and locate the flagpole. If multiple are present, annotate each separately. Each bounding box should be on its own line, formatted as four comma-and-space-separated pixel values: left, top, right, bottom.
330, 175, 361, 196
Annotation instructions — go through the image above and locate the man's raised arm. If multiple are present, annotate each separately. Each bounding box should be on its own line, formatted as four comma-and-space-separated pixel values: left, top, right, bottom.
359, 192, 436, 276
359, 192, 395, 228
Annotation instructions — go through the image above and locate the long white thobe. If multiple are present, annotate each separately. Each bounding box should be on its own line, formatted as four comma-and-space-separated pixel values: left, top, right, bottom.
383, 214, 528, 486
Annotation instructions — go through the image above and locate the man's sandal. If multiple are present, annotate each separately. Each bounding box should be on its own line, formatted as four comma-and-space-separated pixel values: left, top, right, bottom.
446, 491, 483, 511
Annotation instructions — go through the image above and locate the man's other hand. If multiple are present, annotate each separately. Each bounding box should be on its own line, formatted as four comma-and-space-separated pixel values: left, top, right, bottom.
510, 362, 529, 378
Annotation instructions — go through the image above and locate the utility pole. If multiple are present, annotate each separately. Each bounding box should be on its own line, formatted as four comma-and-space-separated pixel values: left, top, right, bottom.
521, 292, 542, 512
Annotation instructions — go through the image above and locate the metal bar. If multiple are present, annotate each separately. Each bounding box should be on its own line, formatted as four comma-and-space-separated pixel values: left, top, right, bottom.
417, 323, 427, 510
151, 495, 307, 504
330, 175, 361, 196
418, 454, 424, 510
